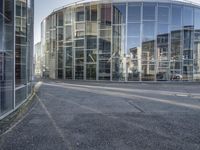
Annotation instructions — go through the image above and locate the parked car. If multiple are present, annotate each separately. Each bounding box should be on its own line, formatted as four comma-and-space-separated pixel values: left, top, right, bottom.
171, 74, 183, 80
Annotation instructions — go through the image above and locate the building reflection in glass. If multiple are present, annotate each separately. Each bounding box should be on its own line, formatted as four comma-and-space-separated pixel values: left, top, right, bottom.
41, 1, 200, 82
0, 0, 34, 119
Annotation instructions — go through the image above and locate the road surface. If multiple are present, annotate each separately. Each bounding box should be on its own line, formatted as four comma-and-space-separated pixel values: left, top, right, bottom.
0, 80, 200, 150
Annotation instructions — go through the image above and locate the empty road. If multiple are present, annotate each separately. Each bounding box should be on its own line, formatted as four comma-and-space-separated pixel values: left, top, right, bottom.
0, 80, 200, 150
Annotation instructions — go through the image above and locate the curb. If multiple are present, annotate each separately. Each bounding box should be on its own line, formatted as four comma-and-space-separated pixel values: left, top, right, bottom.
0, 92, 37, 136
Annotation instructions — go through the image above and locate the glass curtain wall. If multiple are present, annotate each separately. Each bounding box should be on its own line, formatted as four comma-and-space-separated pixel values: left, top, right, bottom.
0, 0, 15, 116
194, 8, 200, 80
42, 1, 200, 82
85, 4, 97, 80
113, 3, 126, 81
15, 0, 28, 105
27, 0, 34, 96
15, 0, 33, 106
0, 0, 33, 119
127, 3, 141, 81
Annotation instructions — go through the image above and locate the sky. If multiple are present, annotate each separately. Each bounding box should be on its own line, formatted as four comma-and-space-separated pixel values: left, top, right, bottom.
34, 0, 76, 44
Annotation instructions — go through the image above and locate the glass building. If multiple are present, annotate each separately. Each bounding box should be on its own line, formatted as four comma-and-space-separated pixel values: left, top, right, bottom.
41, 0, 200, 82
0, 0, 34, 119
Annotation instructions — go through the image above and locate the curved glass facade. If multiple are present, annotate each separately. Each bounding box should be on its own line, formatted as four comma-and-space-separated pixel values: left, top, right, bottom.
0, 0, 34, 119
41, 0, 200, 81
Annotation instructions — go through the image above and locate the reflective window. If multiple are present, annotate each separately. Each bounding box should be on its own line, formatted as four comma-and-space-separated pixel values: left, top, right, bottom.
142, 40, 155, 62
195, 9, 200, 29
99, 60, 110, 80
127, 37, 140, 50
76, 22, 85, 30
65, 8, 72, 24
58, 28, 63, 41
158, 7, 169, 23
65, 26, 72, 41
57, 12, 63, 26
66, 67, 73, 79
76, 31, 84, 38
128, 5, 141, 22
172, 5, 182, 27
65, 47, 72, 66
99, 39, 111, 53
142, 65, 155, 81
184, 30, 193, 51
75, 39, 84, 47
58, 69, 63, 79
86, 5, 90, 21
91, 5, 97, 21
86, 5, 97, 21
87, 50, 97, 63
58, 50, 63, 69
128, 23, 141, 37
171, 31, 182, 60
76, 6, 84, 21
143, 22, 155, 40
183, 7, 193, 27
86, 22, 97, 35
113, 3, 126, 24
158, 24, 169, 34
100, 4, 112, 25
75, 66, 84, 80
86, 36, 97, 49
87, 64, 96, 80
143, 4, 156, 20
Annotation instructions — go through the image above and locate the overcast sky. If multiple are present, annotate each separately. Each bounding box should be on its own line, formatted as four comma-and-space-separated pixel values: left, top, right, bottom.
34, 0, 200, 45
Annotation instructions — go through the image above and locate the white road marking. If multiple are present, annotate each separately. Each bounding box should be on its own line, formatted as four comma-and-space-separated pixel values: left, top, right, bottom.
0, 82, 44, 137
56, 82, 200, 97
35, 94, 73, 150
0, 94, 36, 138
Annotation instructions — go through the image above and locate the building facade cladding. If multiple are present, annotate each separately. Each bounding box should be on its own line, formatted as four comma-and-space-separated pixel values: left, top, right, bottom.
41, 0, 200, 81
0, 0, 34, 119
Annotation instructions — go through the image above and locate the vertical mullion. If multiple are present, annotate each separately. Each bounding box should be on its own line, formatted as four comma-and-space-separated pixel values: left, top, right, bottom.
13, 0, 16, 108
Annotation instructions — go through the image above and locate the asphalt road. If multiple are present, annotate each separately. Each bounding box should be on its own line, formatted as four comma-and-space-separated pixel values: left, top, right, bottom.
0, 80, 200, 150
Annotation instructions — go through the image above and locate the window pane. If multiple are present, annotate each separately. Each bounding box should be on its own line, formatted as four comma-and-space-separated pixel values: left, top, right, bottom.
172, 5, 182, 27
128, 5, 141, 22
183, 7, 193, 27
91, 5, 97, 21
76, 6, 84, 21
128, 23, 141, 37
158, 7, 169, 23
158, 24, 169, 34
86, 22, 97, 35
195, 9, 200, 29
127, 37, 140, 50
86, 36, 97, 49
65, 47, 72, 66
57, 12, 63, 26
143, 21, 155, 40
101, 4, 111, 25
65, 26, 72, 41
143, 4, 155, 20
113, 3, 126, 24
65, 8, 72, 24
87, 50, 97, 63
87, 64, 96, 80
